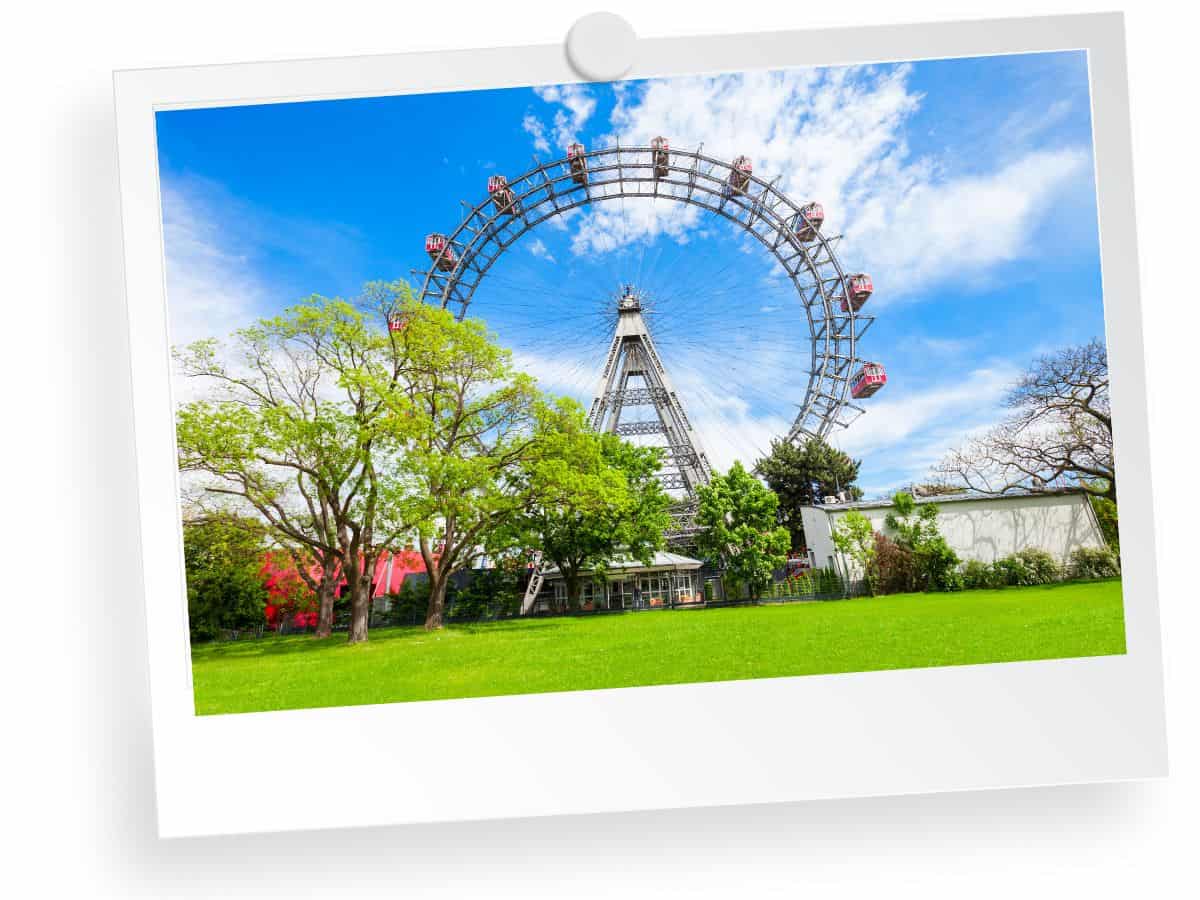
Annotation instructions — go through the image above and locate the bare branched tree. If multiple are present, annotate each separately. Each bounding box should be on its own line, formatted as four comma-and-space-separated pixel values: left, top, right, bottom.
935, 339, 1114, 502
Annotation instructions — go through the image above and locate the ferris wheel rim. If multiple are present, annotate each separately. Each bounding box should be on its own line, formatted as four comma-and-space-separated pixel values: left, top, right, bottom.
416, 143, 874, 443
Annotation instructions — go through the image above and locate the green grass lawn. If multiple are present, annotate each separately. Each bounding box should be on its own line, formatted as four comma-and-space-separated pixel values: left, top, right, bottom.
191, 578, 1126, 715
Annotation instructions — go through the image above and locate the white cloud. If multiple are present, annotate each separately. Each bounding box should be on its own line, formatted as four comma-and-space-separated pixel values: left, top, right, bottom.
839, 364, 1019, 461
533, 84, 597, 149
996, 98, 1074, 152
523, 84, 598, 159
510, 348, 598, 400
554, 65, 1088, 299
161, 180, 263, 352
541, 206, 579, 232
570, 197, 702, 255
527, 237, 556, 263
849, 148, 1088, 300
161, 177, 354, 410
522, 113, 549, 154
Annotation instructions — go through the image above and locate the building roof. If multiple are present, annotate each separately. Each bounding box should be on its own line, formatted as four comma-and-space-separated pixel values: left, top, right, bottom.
811, 487, 1088, 513
543, 550, 703, 578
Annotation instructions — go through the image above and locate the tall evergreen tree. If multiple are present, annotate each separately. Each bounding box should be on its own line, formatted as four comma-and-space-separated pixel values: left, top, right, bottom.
753, 437, 862, 550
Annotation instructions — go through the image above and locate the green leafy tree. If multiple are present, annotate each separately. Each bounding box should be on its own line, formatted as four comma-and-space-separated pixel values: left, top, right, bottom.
1084, 479, 1119, 550
831, 509, 877, 593
754, 437, 862, 550
503, 400, 672, 611
696, 461, 791, 601
182, 514, 270, 640
175, 282, 416, 643
365, 300, 548, 630
884, 492, 961, 592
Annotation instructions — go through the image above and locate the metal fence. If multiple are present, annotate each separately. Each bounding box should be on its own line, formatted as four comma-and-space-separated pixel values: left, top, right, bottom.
206, 573, 868, 641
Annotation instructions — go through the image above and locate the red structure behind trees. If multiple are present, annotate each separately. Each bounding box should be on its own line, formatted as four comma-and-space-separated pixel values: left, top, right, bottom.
258, 549, 431, 630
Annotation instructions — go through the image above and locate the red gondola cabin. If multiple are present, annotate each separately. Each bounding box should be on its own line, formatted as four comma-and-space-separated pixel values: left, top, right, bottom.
728, 155, 753, 194
651, 136, 670, 178
850, 362, 887, 399
488, 174, 516, 215
795, 202, 825, 242
567, 143, 588, 185
387, 312, 409, 334
841, 273, 873, 312
424, 233, 457, 272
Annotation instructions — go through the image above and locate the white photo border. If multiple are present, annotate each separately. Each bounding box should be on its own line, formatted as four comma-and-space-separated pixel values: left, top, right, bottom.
114, 12, 1166, 838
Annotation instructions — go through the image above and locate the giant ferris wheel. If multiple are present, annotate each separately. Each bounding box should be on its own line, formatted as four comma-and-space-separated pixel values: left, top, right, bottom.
415, 139, 886, 449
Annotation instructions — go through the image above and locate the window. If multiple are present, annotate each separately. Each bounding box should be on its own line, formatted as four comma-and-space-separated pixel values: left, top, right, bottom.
610, 579, 634, 609
639, 574, 670, 608
673, 572, 695, 604
580, 580, 604, 608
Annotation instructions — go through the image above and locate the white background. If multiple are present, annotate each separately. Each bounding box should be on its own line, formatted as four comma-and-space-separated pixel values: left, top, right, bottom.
1, 1, 1194, 897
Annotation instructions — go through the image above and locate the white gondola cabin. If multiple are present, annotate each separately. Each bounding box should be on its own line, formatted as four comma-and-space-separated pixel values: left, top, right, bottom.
795, 202, 825, 242
727, 155, 753, 194
841, 273, 873, 312
651, 136, 670, 178
424, 233, 457, 272
850, 362, 887, 399
567, 143, 588, 185
487, 174, 517, 216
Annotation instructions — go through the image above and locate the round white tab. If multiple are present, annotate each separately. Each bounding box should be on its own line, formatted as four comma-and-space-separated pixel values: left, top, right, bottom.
565, 12, 637, 82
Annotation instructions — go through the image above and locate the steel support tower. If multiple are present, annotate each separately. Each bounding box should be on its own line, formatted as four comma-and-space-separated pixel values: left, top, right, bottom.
587, 285, 713, 544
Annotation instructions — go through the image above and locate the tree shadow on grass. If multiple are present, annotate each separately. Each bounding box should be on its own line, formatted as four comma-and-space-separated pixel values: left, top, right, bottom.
975, 577, 1123, 596
1035, 577, 1122, 591
191, 619, 573, 660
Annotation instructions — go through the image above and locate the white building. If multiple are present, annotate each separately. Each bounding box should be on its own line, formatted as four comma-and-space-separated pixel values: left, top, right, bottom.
800, 489, 1106, 576
534, 551, 705, 612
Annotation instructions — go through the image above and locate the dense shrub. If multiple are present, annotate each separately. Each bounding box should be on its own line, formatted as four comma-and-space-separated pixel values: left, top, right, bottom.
449, 567, 519, 620
812, 567, 844, 595
916, 536, 963, 591
991, 555, 1027, 586
1068, 546, 1121, 580
991, 548, 1060, 587
381, 577, 433, 626
958, 546, 1119, 592
1014, 548, 1060, 584
773, 568, 847, 598
961, 559, 1000, 590
183, 516, 270, 641
884, 492, 961, 592
873, 532, 916, 594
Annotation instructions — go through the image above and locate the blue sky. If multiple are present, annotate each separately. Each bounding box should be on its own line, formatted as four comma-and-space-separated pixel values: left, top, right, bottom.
157, 50, 1105, 497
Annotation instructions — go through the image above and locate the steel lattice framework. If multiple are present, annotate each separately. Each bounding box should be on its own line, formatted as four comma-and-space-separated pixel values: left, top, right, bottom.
416, 143, 875, 442
587, 287, 713, 544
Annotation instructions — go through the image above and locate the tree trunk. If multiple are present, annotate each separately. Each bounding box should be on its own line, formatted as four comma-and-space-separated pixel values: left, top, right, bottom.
425, 572, 448, 630
345, 548, 374, 645
565, 573, 582, 611
315, 559, 337, 638
347, 573, 370, 643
